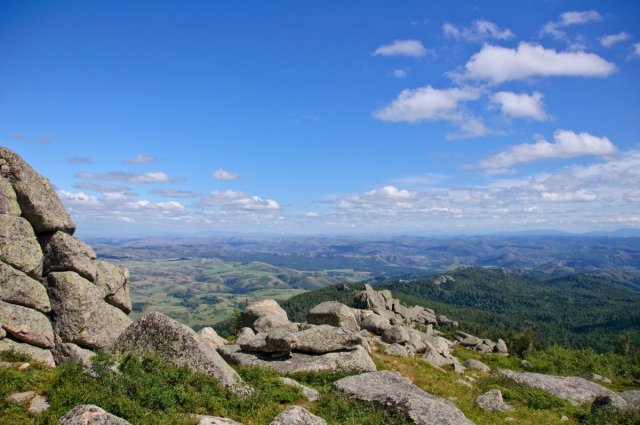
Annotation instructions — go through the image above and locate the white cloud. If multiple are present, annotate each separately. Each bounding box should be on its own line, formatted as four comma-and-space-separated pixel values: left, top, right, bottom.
632, 43, 640, 59
373, 85, 480, 123
542, 10, 602, 40
76, 171, 171, 183
541, 190, 597, 202
442, 20, 514, 42
201, 190, 279, 210
480, 130, 617, 170
124, 154, 157, 164
463, 42, 615, 84
211, 168, 241, 181
446, 116, 491, 140
373, 40, 427, 58
600, 32, 630, 47
490, 91, 548, 121
392, 68, 408, 79
149, 189, 201, 198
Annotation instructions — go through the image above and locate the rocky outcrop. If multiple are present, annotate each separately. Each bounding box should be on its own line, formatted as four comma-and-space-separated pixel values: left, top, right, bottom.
295, 325, 364, 354
59, 404, 131, 425
111, 312, 252, 396
198, 327, 227, 350
0, 148, 133, 366
355, 284, 437, 326
307, 301, 358, 332
270, 406, 326, 425
333, 371, 474, 425
241, 299, 296, 333
463, 359, 491, 372
475, 389, 514, 411
218, 344, 376, 374
500, 370, 627, 407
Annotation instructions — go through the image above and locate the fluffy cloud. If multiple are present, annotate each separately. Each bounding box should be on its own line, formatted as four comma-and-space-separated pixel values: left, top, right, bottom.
542, 10, 602, 40
463, 42, 615, 83
632, 43, 640, 59
75, 171, 171, 183
490, 91, 548, 121
373, 40, 427, 58
600, 32, 630, 47
211, 168, 241, 181
373, 85, 480, 123
124, 154, 157, 164
480, 130, 617, 171
392, 68, 408, 79
201, 190, 279, 210
442, 20, 514, 42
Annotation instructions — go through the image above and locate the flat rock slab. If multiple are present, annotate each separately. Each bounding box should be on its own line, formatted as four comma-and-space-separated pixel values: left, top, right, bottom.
500, 370, 627, 407
218, 344, 376, 374
279, 377, 321, 401
307, 301, 358, 333
270, 406, 327, 425
333, 371, 473, 425
0, 300, 54, 348
0, 338, 55, 367
40, 231, 97, 282
0, 215, 43, 278
295, 325, 363, 354
59, 405, 131, 425
111, 312, 252, 397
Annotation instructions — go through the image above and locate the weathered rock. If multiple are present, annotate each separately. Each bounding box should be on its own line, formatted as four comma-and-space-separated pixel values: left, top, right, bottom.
95, 260, 131, 313
360, 311, 391, 334
111, 312, 251, 396
0, 176, 21, 216
59, 404, 131, 425
474, 343, 494, 354
40, 231, 97, 282
241, 329, 298, 355
48, 272, 132, 350
386, 343, 410, 357
241, 299, 290, 332
578, 373, 612, 385
0, 215, 42, 278
52, 342, 95, 367
0, 338, 55, 367
234, 327, 256, 345
218, 344, 376, 374
500, 370, 628, 406
382, 325, 410, 344
193, 415, 242, 425
278, 377, 320, 401
7, 390, 36, 403
425, 335, 451, 356
0, 301, 54, 348
295, 325, 363, 354
198, 327, 227, 349
28, 394, 50, 413
333, 371, 474, 425
495, 338, 508, 353
455, 331, 481, 347
591, 394, 629, 412
0, 147, 75, 235
463, 359, 491, 372
475, 389, 514, 411
423, 344, 454, 368
270, 406, 327, 425
307, 301, 359, 332
0, 262, 50, 312
438, 315, 458, 327
619, 390, 640, 411
406, 328, 427, 353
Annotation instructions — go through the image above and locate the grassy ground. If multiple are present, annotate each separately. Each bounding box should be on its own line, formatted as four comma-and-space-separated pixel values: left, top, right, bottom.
1, 345, 638, 424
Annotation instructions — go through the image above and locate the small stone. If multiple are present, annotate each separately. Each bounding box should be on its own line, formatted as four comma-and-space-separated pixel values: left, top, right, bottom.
59, 404, 131, 424
279, 377, 321, 401
7, 391, 36, 403
28, 394, 50, 413
270, 406, 327, 425
193, 415, 242, 425
475, 389, 514, 411
457, 378, 472, 388
463, 358, 491, 372
561, 416, 569, 421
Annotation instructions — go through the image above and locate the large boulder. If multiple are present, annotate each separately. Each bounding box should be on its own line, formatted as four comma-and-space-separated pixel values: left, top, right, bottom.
59, 405, 131, 425
94, 260, 131, 313
382, 325, 410, 344
198, 327, 227, 350
463, 359, 491, 373
295, 325, 363, 354
48, 272, 131, 350
0, 147, 75, 235
218, 344, 376, 374
0, 301, 54, 348
270, 406, 327, 425
0, 261, 50, 313
0, 215, 43, 278
619, 390, 640, 411
500, 370, 628, 407
360, 311, 391, 334
307, 301, 358, 332
40, 231, 97, 282
52, 342, 95, 368
240, 329, 298, 356
111, 312, 252, 396
333, 371, 473, 425
241, 299, 292, 332
0, 338, 55, 367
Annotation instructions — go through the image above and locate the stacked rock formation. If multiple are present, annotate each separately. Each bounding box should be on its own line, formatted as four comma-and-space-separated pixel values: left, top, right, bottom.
0, 147, 132, 367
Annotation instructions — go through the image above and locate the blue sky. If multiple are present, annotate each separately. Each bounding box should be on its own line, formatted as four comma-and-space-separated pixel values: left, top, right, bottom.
1, 1, 639, 236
